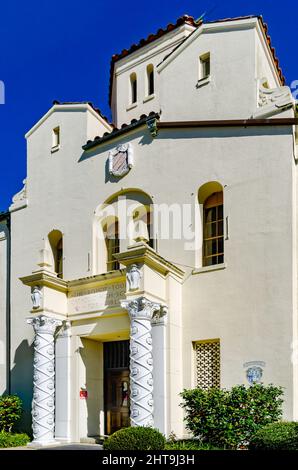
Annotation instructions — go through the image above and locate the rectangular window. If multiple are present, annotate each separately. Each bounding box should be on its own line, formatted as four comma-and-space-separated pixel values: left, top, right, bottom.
52, 127, 60, 148
195, 339, 220, 389
200, 53, 210, 80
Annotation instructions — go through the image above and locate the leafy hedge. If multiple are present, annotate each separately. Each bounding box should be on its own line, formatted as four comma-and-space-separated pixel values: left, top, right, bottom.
0, 395, 23, 432
250, 422, 298, 450
103, 427, 166, 450
165, 440, 221, 450
180, 384, 283, 449
0, 431, 30, 448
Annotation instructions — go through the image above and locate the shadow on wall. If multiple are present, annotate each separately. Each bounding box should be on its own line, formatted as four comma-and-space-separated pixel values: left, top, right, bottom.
8, 339, 34, 434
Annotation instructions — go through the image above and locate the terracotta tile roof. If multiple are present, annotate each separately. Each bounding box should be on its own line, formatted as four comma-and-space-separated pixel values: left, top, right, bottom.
82, 112, 159, 150
109, 14, 285, 106
52, 100, 113, 127
257, 16, 285, 85
109, 14, 198, 105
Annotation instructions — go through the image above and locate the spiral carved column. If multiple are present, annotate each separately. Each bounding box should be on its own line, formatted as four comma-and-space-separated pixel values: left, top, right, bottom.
27, 315, 62, 445
121, 297, 166, 428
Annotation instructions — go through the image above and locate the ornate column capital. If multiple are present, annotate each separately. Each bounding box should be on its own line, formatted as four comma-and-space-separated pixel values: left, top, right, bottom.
121, 296, 163, 321
152, 305, 168, 325
27, 315, 62, 335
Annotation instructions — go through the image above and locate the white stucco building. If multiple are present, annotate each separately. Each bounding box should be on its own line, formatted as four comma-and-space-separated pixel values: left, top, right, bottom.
1, 14, 298, 445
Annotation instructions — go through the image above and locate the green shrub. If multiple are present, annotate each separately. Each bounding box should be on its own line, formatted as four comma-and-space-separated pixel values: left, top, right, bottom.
165, 440, 221, 450
0, 431, 30, 448
0, 395, 23, 432
103, 426, 166, 450
250, 422, 298, 450
180, 384, 283, 449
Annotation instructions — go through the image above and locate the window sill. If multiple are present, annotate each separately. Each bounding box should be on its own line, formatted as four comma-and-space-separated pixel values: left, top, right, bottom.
143, 94, 155, 103
196, 75, 211, 89
192, 262, 226, 275
126, 102, 138, 111
51, 144, 60, 153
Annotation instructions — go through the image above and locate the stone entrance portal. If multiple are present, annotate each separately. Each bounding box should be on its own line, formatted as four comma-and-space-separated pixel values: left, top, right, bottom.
22, 243, 184, 443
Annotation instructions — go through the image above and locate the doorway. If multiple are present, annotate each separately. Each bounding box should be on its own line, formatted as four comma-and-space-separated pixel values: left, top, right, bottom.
104, 340, 130, 435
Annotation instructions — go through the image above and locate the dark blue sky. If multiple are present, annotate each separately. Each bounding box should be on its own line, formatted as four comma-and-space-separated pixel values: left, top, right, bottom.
0, 0, 297, 212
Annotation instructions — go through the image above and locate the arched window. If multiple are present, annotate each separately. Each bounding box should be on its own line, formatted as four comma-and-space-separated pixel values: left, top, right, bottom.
130, 73, 137, 104
203, 192, 224, 266
146, 64, 154, 96
104, 219, 120, 271
94, 190, 155, 275
48, 230, 63, 278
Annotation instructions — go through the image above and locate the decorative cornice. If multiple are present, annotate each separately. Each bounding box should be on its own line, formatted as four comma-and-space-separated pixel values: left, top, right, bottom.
114, 243, 185, 279
21, 268, 126, 295
20, 271, 68, 293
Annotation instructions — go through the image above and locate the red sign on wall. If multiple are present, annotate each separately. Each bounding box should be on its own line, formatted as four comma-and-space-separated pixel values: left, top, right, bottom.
80, 390, 88, 399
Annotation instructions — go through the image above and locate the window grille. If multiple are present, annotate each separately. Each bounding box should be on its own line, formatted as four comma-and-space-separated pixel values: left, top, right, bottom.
195, 340, 220, 389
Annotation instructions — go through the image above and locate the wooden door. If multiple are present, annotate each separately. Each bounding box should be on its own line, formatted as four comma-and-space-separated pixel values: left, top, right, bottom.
105, 369, 130, 435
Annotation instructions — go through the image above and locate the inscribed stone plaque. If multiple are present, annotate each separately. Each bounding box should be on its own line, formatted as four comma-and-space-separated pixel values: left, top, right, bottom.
68, 282, 126, 314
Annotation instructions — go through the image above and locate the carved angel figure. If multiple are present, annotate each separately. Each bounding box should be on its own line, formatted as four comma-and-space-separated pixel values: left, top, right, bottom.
31, 286, 42, 309
126, 264, 142, 291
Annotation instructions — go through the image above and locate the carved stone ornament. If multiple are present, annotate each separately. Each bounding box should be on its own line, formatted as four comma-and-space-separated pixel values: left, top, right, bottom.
152, 304, 168, 325
244, 361, 265, 385
146, 117, 158, 138
31, 286, 42, 309
246, 366, 263, 385
27, 315, 62, 444
12, 179, 27, 204
258, 78, 293, 109
121, 297, 167, 428
10, 179, 28, 212
126, 264, 142, 291
108, 143, 133, 177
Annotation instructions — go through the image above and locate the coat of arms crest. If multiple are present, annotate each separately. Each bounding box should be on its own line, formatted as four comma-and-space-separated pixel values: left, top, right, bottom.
246, 366, 263, 385
244, 361, 265, 385
108, 143, 133, 177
